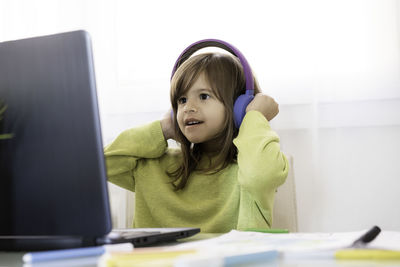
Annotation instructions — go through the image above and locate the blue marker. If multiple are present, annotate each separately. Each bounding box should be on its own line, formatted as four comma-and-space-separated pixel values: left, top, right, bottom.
224, 250, 279, 266
22, 243, 133, 263
175, 250, 279, 266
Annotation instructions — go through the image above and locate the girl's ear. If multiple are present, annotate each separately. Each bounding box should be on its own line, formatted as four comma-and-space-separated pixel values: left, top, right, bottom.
233, 91, 254, 128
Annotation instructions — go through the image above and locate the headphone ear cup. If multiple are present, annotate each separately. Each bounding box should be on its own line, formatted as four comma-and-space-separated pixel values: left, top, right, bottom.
233, 93, 254, 128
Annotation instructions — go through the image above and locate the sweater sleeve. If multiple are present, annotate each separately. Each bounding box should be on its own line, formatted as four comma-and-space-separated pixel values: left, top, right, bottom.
104, 121, 167, 192
233, 110, 289, 201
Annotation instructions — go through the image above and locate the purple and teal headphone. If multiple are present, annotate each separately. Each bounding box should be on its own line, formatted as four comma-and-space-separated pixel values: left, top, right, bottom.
171, 39, 255, 128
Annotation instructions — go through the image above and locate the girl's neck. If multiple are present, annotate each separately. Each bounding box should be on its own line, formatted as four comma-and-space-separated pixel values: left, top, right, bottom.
198, 136, 224, 154
196, 148, 225, 171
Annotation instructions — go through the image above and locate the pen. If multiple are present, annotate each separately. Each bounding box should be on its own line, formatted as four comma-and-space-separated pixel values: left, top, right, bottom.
22, 243, 133, 263
245, 228, 289, 233
351, 225, 381, 248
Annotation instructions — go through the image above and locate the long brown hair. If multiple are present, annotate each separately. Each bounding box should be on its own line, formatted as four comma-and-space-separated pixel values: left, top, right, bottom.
168, 53, 261, 190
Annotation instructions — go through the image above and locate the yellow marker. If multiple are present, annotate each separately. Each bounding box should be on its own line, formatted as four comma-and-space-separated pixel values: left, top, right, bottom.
102, 249, 197, 267
335, 249, 400, 260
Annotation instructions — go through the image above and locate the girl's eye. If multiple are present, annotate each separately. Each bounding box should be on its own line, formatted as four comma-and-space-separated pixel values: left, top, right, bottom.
177, 97, 186, 104
200, 93, 210, 100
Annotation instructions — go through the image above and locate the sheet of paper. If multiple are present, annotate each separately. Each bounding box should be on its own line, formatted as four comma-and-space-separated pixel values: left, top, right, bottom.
368, 231, 400, 250
173, 229, 400, 254
98, 230, 400, 266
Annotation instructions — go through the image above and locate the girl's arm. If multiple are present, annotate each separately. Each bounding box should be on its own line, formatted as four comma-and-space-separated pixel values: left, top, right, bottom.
234, 94, 289, 198
104, 121, 167, 192
245, 93, 279, 121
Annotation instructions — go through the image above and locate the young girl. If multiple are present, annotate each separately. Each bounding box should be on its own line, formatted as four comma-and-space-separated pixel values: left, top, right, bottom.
104, 50, 289, 233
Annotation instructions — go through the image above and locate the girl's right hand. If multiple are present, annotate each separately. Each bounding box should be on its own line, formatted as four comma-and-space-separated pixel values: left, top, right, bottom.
245, 93, 279, 121
161, 110, 176, 141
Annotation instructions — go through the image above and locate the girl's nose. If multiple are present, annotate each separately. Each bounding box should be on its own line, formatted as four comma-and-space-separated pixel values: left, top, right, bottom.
184, 100, 197, 113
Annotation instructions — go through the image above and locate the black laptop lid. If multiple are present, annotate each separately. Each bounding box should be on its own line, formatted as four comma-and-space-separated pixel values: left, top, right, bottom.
0, 31, 111, 237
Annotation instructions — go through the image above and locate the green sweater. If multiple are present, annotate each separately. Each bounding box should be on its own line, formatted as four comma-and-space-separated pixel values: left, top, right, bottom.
104, 111, 289, 233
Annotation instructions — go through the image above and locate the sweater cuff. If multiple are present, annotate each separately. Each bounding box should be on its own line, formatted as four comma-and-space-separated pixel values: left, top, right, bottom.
146, 120, 168, 156
105, 120, 168, 159
240, 110, 271, 132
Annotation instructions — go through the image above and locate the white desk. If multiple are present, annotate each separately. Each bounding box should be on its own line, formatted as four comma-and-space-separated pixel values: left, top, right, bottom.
1, 233, 400, 267
2, 252, 400, 267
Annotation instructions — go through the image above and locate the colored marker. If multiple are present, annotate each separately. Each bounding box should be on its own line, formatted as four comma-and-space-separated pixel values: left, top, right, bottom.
174, 250, 279, 267
245, 228, 289, 233
22, 243, 133, 263
335, 249, 400, 260
224, 250, 279, 265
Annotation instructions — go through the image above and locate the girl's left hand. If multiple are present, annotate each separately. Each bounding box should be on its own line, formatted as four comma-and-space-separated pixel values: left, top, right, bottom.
161, 109, 176, 141
245, 93, 279, 121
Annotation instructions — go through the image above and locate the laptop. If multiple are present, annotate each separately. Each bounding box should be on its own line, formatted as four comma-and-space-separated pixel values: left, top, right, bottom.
0, 31, 199, 251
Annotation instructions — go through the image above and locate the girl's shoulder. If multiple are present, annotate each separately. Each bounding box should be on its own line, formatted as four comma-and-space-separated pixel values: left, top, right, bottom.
157, 146, 182, 165
165, 147, 182, 158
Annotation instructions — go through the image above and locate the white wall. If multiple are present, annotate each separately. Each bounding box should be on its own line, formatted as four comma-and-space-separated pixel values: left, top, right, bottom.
275, 99, 400, 232
2, 0, 400, 232
103, 99, 400, 231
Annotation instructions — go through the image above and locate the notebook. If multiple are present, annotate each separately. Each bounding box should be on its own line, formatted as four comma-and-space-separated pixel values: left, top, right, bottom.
0, 30, 199, 251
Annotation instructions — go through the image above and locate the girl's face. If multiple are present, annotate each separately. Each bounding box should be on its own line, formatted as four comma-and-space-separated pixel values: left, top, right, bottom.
176, 73, 226, 147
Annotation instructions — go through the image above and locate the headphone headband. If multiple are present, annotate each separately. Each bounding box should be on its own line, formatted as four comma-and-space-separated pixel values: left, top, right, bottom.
171, 39, 254, 92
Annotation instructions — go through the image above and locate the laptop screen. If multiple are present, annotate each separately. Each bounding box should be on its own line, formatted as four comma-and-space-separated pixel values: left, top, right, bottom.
0, 31, 112, 237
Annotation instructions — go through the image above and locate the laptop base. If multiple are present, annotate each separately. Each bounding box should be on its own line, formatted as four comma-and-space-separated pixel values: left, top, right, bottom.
0, 228, 200, 251
0, 236, 97, 251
